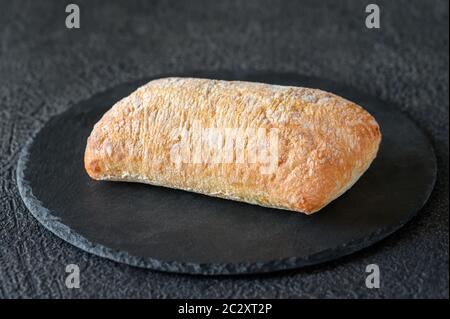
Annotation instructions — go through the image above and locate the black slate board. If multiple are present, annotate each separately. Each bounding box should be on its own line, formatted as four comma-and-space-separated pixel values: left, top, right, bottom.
16, 72, 437, 275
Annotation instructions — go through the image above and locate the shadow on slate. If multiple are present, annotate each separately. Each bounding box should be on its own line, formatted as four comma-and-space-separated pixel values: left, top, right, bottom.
16, 72, 437, 275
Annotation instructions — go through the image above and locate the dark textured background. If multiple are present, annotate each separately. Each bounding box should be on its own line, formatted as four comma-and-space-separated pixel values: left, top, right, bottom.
0, 0, 448, 298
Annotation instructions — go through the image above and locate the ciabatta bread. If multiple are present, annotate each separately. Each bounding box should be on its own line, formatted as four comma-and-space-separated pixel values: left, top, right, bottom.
85, 78, 381, 214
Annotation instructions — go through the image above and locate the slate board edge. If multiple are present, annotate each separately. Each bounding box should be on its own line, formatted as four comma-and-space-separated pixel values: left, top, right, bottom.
15, 75, 438, 276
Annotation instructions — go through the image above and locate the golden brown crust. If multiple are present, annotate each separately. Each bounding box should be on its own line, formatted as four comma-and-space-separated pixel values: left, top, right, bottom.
84, 78, 381, 214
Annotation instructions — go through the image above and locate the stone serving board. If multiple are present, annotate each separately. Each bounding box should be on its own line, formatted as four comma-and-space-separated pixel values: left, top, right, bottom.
16, 72, 437, 275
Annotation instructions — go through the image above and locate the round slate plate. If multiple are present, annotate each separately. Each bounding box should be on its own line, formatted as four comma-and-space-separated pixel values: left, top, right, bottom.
17, 72, 437, 275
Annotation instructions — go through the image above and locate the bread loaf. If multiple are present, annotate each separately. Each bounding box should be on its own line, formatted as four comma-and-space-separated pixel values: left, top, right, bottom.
85, 78, 381, 214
